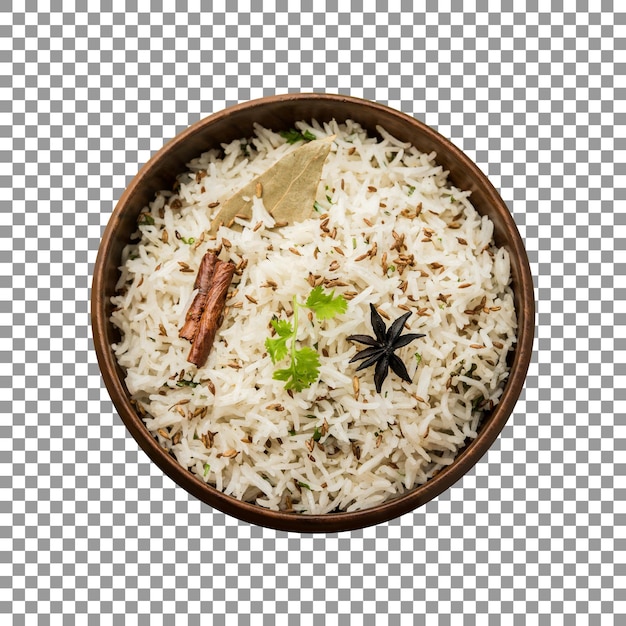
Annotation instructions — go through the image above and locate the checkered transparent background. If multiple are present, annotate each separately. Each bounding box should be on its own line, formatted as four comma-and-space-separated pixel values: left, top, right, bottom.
2, 2, 624, 623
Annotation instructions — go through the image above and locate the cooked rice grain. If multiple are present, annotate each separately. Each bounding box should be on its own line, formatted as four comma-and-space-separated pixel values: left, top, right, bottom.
111, 119, 517, 514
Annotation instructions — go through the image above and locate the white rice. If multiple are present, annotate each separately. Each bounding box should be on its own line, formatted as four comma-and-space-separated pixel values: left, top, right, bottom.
110, 119, 517, 514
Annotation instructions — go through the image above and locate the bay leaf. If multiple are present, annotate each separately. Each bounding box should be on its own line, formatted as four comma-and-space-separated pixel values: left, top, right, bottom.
209, 134, 335, 234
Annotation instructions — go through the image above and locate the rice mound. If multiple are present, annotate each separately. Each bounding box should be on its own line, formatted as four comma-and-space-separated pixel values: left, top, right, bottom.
111, 119, 517, 514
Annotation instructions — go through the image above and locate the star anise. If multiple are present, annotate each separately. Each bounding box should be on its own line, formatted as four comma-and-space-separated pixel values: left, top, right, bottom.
347, 304, 425, 393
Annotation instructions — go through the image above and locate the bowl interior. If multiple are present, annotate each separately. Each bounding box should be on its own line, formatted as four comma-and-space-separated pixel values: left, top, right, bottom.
92, 94, 534, 532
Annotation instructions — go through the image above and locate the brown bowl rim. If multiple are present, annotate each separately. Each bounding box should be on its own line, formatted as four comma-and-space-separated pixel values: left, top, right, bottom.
91, 93, 535, 533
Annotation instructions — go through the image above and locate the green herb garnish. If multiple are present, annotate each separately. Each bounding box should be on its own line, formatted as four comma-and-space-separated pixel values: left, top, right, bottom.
288, 429, 296, 436
138, 213, 155, 226
298, 481, 311, 490
176, 378, 199, 388
265, 286, 348, 392
313, 201, 324, 213
280, 128, 316, 144
407, 185, 416, 196
313, 427, 322, 442
304, 284, 348, 320
181, 236, 196, 245
203, 463, 210, 477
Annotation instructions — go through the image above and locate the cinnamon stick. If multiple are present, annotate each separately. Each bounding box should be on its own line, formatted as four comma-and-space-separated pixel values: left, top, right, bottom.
187, 259, 235, 367
179, 252, 218, 341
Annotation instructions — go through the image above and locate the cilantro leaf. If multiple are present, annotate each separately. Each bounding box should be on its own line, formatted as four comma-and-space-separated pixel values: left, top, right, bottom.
264, 318, 294, 364
304, 285, 348, 320
266, 287, 347, 393
273, 347, 320, 392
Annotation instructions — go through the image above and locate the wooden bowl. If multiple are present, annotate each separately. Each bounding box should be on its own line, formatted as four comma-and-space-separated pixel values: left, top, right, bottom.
92, 93, 534, 532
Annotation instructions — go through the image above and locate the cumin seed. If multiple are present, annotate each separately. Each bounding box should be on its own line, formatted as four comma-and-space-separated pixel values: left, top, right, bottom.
169, 399, 190, 410
289, 247, 301, 256
381, 251, 388, 274
193, 231, 206, 249
245, 294, 258, 304
376, 307, 390, 320
208, 201, 220, 208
